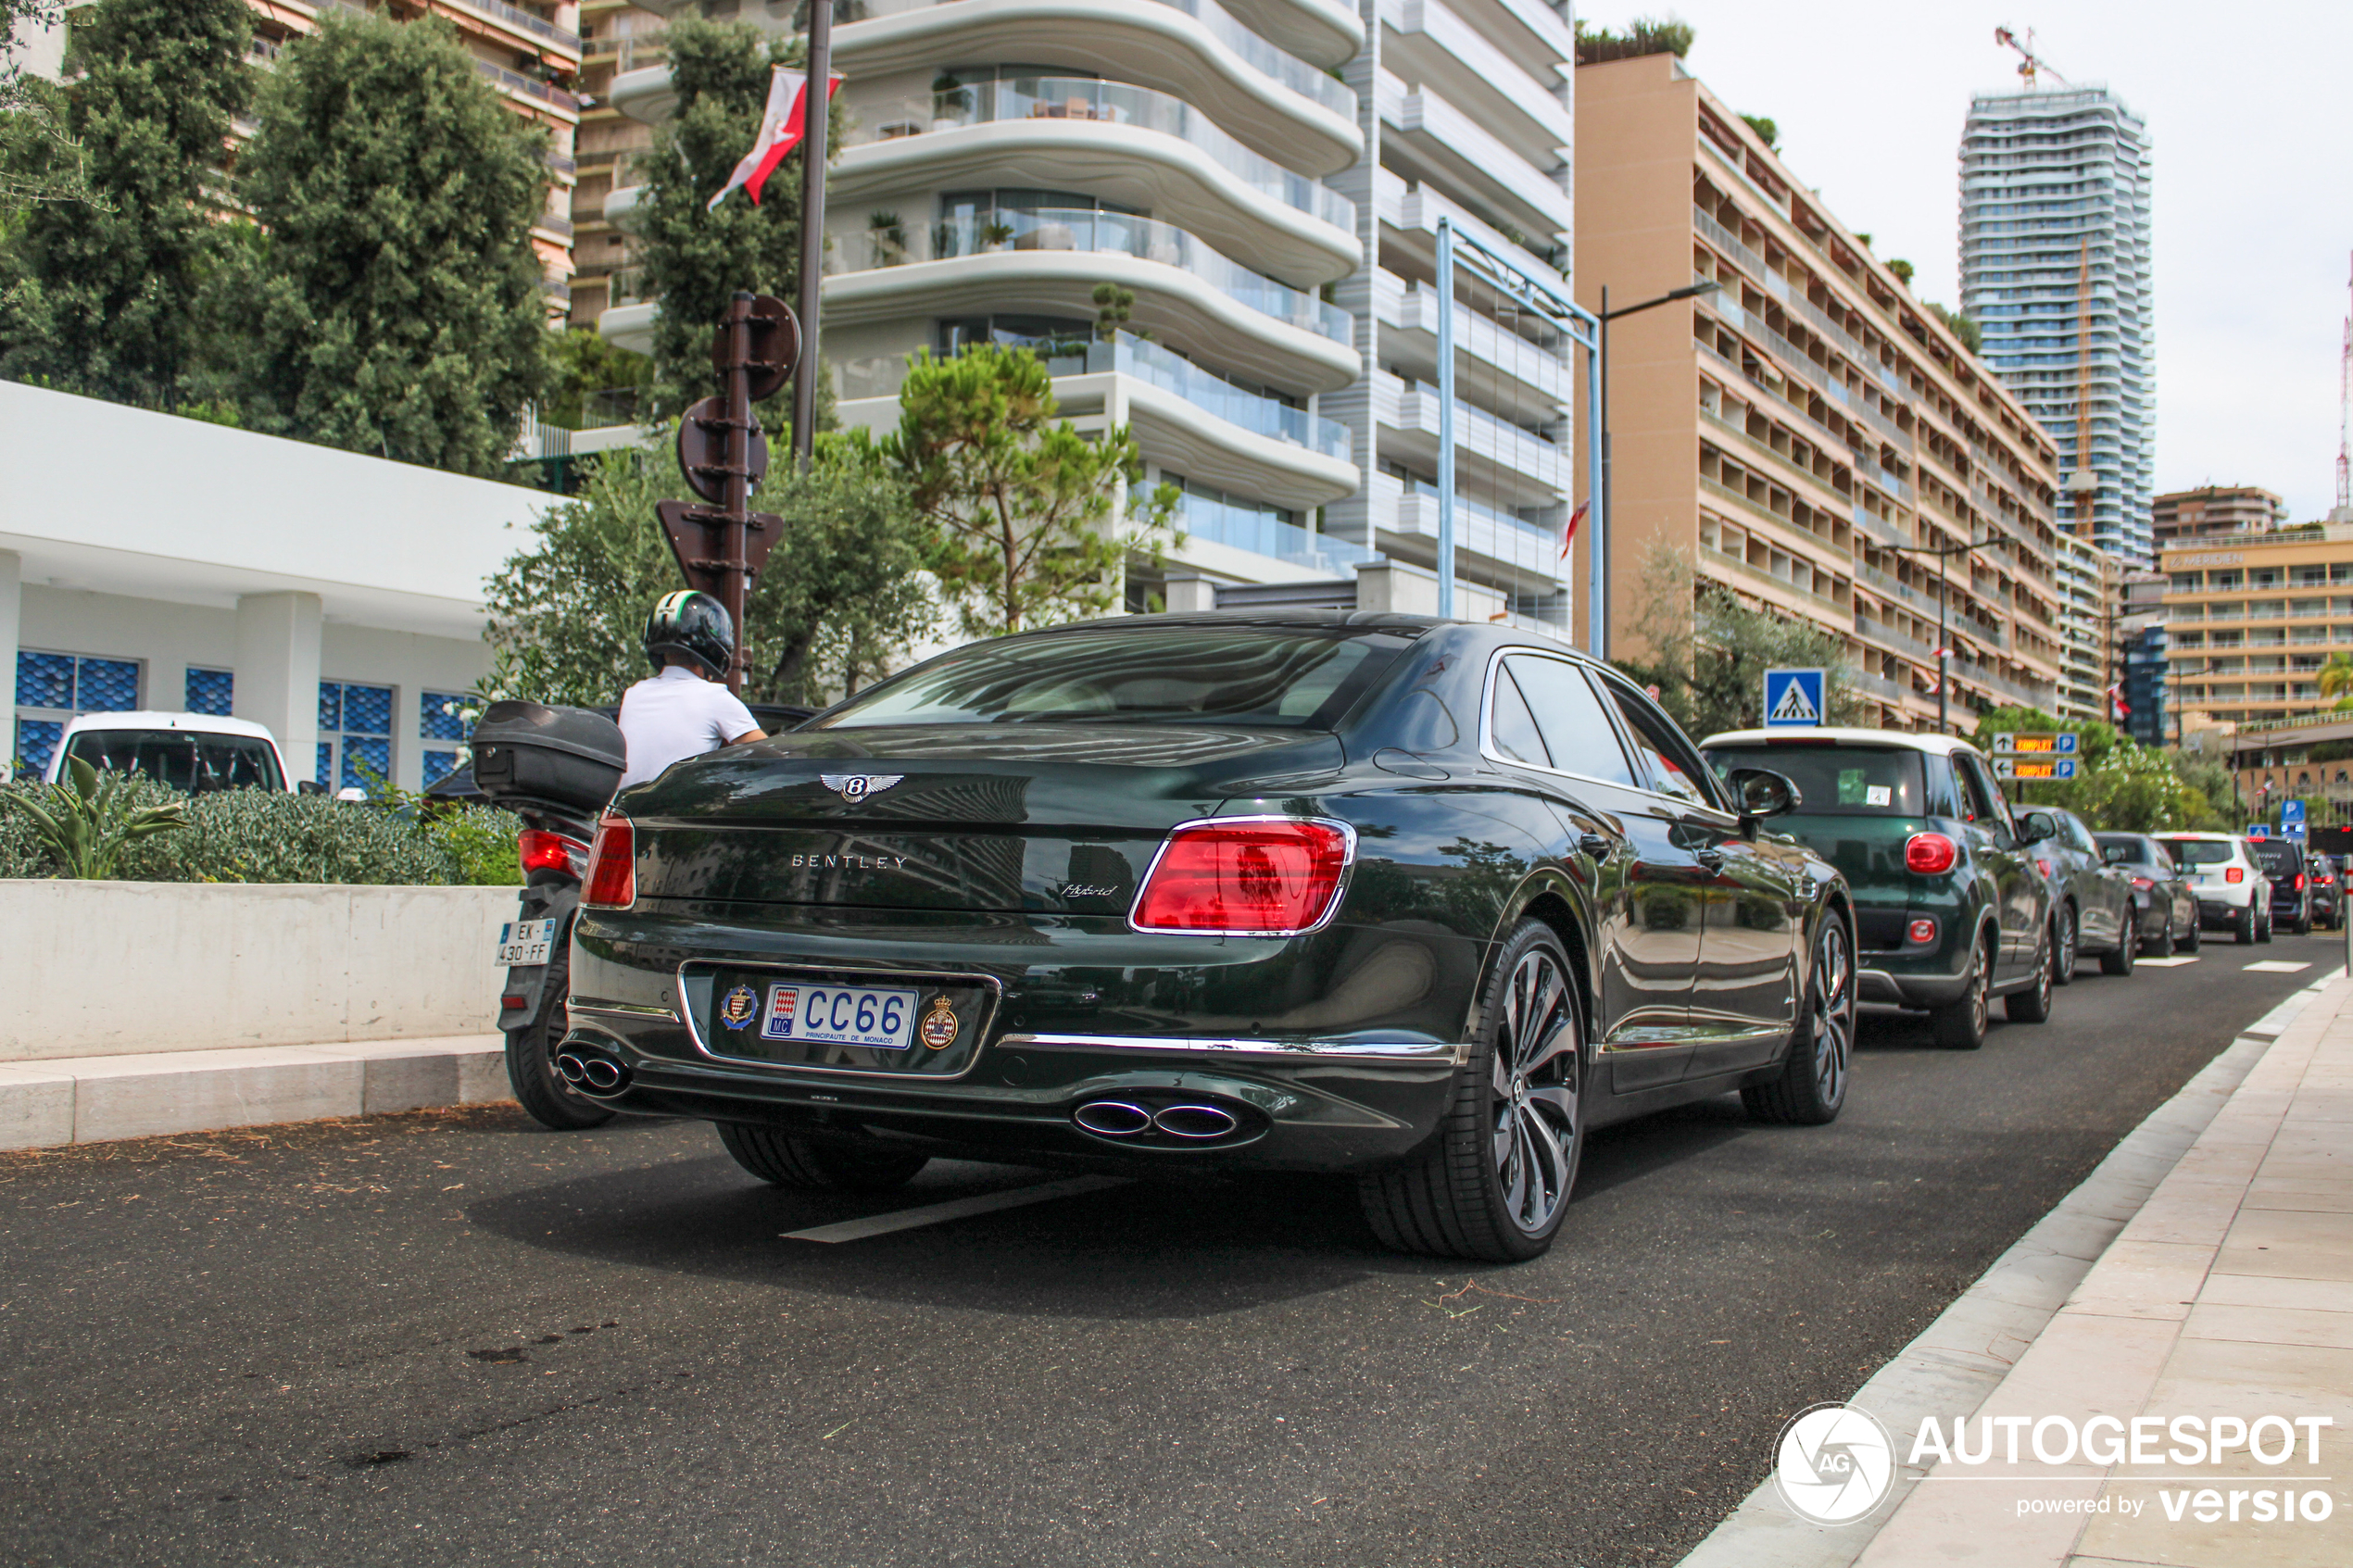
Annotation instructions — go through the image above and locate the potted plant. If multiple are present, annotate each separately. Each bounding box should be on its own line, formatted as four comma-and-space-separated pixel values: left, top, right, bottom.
869, 210, 908, 267
980, 218, 1015, 253
932, 71, 973, 129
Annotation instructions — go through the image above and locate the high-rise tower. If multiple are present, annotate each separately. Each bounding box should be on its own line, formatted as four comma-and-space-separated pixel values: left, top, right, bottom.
1959, 86, 2154, 568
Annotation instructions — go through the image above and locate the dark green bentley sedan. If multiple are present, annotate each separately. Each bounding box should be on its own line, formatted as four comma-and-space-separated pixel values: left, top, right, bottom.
560, 613, 1856, 1261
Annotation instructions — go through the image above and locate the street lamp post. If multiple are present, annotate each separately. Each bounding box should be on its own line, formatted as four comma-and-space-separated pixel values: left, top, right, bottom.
1882, 532, 2005, 733
1597, 279, 1719, 659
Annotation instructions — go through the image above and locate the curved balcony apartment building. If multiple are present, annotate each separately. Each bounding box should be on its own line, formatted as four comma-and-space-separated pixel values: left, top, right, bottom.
585, 0, 1579, 629
1960, 86, 2155, 570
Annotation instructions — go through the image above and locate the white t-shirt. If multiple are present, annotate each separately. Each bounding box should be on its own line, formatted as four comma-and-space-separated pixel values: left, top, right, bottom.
616, 665, 759, 789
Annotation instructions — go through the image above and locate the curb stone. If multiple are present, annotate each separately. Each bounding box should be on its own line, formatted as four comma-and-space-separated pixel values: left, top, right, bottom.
1672, 970, 2344, 1568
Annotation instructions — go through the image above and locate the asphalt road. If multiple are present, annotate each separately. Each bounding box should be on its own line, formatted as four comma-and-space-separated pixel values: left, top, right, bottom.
1, 931, 2339, 1568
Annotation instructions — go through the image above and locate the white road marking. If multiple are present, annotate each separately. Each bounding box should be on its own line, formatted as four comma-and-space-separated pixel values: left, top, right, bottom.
2244, 960, 2313, 973
778, 1175, 1131, 1243
2135, 956, 2200, 967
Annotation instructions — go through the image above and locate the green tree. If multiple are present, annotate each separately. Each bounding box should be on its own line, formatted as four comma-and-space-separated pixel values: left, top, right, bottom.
886, 343, 1178, 639
0, 0, 248, 404
206, 12, 549, 474
630, 17, 839, 420
1611, 538, 1866, 739
483, 433, 937, 708
542, 324, 652, 430
1738, 113, 1778, 150
1573, 16, 1694, 64
1967, 706, 2221, 833
0, 1, 94, 212
2319, 650, 2353, 706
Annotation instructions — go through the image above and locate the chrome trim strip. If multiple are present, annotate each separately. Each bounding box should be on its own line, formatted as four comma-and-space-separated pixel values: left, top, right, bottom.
566, 998, 678, 1022
673, 959, 1004, 1081
1125, 813, 1360, 937
1002, 1031, 1457, 1062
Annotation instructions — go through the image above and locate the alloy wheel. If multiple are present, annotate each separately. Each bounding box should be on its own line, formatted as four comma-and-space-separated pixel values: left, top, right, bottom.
1969, 939, 1991, 1036
1808, 919, 1855, 1105
1490, 947, 1580, 1237
2055, 906, 2077, 985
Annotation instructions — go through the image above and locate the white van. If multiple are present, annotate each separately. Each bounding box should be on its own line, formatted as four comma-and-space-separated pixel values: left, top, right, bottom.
42, 711, 295, 794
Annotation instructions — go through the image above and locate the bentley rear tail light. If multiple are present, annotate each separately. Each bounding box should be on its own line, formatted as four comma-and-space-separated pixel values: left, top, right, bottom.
583, 815, 636, 909
2225, 866, 2246, 884
1131, 818, 1353, 935
518, 828, 590, 880
1905, 832, 1958, 875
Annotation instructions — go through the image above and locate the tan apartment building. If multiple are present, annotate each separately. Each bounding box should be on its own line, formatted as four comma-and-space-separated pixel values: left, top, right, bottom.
241, 0, 584, 304
1575, 51, 2066, 731
2164, 523, 2353, 734
568, 0, 664, 328
2154, 484, 2287, 545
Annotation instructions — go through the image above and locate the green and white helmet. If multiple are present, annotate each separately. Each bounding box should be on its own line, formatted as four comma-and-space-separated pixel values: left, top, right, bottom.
644, 590, 735, 678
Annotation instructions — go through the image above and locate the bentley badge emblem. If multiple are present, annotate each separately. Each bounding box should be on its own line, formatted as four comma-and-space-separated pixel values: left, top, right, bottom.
920, 995, 960, 1050
819, 773, 903, 802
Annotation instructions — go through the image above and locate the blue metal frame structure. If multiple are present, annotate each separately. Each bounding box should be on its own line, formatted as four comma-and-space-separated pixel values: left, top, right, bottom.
1433, 218, 1606, 654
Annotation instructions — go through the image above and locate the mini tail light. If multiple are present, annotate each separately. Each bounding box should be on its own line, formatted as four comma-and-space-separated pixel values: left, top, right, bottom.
2130, 875, 2154, 891
1905, 832, 1958, 875
2225, 866, 2246, 884
1906, 918, 1938, 945
1130, 818, 1354, 935
583, 815, 636, 908
517, 828, 590, 880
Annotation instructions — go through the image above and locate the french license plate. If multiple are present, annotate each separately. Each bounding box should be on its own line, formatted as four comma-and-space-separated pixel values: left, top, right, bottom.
496, 918, 557, 965
757, 984, 919, 1050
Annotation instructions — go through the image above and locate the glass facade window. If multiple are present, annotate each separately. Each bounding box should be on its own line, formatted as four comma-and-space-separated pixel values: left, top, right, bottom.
185, 668, 234, 717
12, 650, 141, 778
318, 680, 393, 790
421, 690, 472, 787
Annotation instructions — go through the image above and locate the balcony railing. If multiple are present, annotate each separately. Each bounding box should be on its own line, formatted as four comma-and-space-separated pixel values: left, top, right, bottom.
1179, 495, 1370, 571
437, 0, 582, 52
851, 0, 1355, 120
912, 207, 1351, 344
476, 59, 578, 112
849, 79, 1354, 234
582, 32, 667, 72
1098, 334, 1349, 459
533, 211, 575, 239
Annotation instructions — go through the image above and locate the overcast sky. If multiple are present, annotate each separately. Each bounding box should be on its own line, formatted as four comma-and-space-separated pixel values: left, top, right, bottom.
1576, 2, 2353, 521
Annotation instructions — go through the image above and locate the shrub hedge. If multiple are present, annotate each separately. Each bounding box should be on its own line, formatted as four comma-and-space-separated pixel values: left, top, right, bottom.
0, 776, 522, 885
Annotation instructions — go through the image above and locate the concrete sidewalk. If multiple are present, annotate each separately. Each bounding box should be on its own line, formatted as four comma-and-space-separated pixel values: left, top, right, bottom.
1852, 972, 2353, 1566
0, 1035, 510, 1148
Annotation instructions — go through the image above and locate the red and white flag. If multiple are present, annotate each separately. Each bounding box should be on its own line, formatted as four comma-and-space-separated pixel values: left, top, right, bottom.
707, 65, 843, 211
1559, 500, 1589, 559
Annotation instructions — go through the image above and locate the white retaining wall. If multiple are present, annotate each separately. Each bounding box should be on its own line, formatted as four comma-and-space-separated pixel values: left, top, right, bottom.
0, 882, 518, 1061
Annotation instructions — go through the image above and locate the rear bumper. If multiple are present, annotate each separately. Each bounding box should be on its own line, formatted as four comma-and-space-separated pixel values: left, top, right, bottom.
1857, 960, 1974, 1009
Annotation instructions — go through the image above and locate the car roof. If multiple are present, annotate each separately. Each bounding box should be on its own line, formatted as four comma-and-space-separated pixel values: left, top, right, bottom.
57, 710, 280, 744
2155, 832, 2244, 841
1026, 608, 1453, 636
1698, 726, 1981, 755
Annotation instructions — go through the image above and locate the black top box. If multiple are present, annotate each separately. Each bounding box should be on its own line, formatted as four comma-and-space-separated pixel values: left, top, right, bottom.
470, 701, 626, 814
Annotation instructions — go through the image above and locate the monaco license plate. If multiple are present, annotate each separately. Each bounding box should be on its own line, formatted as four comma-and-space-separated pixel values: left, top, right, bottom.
495, 918, 557, 966
756, 983, 919, 1050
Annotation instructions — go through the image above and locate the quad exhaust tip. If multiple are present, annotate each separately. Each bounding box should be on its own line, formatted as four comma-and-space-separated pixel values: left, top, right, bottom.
555, 1052, 590, 1085
1069, 1099, 1242, 1140
556, 1050, 628, 1095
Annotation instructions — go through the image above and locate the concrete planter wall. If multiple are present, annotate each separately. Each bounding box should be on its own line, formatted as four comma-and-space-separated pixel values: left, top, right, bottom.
0, 881, 518, 1062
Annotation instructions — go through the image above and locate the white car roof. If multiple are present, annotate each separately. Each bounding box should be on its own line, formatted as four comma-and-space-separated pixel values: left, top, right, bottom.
57, 710, 280, 743
1699, 726, 1982, 756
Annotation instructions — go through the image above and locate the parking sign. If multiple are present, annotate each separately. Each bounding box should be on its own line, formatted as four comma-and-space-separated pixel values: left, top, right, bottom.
2283, 799, 2308, 826
1763, 668, 1826, 729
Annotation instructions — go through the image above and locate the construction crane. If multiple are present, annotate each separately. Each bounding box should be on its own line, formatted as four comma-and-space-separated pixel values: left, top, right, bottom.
2338, 251, 2351, 519
1994, 26, 2068, 88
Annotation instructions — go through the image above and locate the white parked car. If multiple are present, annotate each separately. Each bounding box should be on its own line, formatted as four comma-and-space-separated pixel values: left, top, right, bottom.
2154, 832, 2273, 946
43, 711, 294, 794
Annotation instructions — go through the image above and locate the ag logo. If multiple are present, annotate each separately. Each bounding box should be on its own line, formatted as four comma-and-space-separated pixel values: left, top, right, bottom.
819, 773, 903, 802
719, 985, 759, 1030
1772, 1402, 1894, 1525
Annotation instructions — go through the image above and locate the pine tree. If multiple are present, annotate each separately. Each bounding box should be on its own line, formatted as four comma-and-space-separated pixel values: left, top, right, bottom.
213, 12, 548, 475
631, 17, 837, 421
0, 0, 249, 404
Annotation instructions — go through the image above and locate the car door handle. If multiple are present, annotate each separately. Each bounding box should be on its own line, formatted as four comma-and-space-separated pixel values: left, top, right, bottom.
1579, 834, 1612, 860
1694, 847, 1725, 872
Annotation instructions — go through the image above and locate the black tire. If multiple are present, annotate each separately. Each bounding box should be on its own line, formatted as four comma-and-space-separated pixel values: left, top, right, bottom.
503, 943, 614, 1131
2258, 908, 2274, 944
2007, 923, 2056, 1021
715, 1123, 930, 1191
2100, 917, 2136, 975
2294, 913, 2311, 936
2234, 906, 2257, 945
2181, 912, 2200, 951
1930, 930, 1994, 1050
2145, 914, 2175, 959
1360, 922, 1583, 1263
2052, 903, 2078, 986
1743, 914, 1855, 1126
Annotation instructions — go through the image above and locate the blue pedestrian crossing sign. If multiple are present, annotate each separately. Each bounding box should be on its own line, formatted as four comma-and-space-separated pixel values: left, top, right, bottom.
1763, 668, 1826, 728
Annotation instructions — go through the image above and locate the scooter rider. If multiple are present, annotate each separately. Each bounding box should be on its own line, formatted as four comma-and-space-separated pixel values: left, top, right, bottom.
617, 590, 766, 789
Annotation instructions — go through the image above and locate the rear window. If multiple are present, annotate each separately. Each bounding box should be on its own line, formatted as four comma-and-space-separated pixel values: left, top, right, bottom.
2160, 839, 2236, 867
812, 625, 1412, 731
2248, 841, 2301, 874
2096, 836, 2150, 866
63, 728, 283, 793
1704, 746, 1926, 816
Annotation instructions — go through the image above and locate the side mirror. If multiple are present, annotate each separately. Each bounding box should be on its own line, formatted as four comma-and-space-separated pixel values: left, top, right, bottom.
2015, 809, 2059, 845
296, 779, 329, 796
1726, 767, 1800, 822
